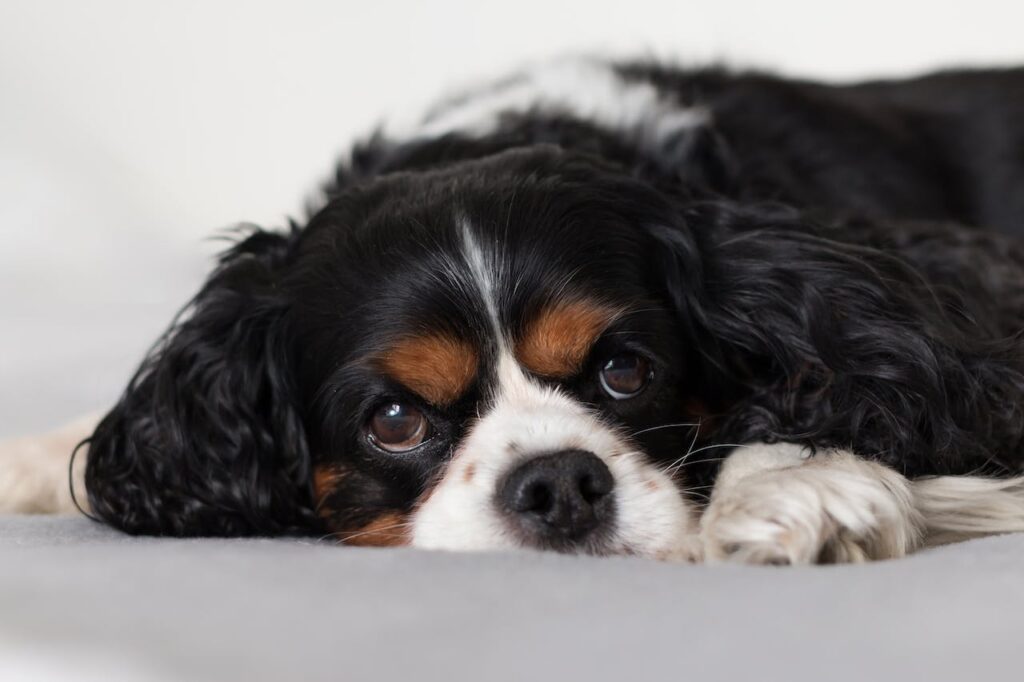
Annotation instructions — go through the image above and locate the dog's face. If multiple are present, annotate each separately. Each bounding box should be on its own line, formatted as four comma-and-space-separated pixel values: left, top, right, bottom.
86, 146, 720, 557
285, 147, 704, 558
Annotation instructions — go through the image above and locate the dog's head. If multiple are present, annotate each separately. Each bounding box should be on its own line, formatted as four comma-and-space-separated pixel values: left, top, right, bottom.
85, 145, 731, 558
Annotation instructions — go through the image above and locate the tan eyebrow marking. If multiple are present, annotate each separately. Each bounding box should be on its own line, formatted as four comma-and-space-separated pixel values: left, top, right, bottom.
515, 299, 622, 379
375, 333, 479, 406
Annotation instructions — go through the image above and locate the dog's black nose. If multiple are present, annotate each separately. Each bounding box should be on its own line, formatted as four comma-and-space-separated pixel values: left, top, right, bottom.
498, 450, 615, 546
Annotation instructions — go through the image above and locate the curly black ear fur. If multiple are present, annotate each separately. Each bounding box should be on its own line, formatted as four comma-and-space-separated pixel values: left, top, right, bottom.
652, 202, 1024, 478
85, 227, 318, 536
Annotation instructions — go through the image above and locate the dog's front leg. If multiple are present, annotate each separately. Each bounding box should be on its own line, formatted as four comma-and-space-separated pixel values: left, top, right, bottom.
699, 443, 924, 564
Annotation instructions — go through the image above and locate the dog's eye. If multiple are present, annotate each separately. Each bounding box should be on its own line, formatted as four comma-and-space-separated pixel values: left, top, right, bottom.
367, 403, 430, 452
599, 354, 653, 399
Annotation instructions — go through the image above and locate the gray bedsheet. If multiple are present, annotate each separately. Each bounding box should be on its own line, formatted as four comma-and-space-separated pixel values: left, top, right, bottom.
2, 515, 1023, 681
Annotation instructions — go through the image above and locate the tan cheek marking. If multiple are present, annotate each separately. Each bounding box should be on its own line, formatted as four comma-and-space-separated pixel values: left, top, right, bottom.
324, 458, 456, 548
343, 512, 411, 547
344, 468, 454, 547
313, 463, 347, 518
516, 300, 621, 378
463, 462, 476, 484
376, 333, 478, 406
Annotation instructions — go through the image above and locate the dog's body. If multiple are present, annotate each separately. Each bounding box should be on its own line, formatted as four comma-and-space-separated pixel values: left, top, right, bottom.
5, 59, 1024, 563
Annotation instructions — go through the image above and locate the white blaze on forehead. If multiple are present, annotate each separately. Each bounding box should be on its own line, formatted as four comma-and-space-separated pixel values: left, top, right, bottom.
459, 218, 503, 340
387, 57, 710, 148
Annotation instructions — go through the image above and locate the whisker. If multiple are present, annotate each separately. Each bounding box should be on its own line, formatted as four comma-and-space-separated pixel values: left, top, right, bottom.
671, 440, 753, 466
319, 521, 416, 545
335, 524, 414, 544
661, 455, 732, 476
687, 417, 702, 461
664, 440, 755, 475
631, 422, 700, 437
685, 442, 755, 459
659, 417, 705, 475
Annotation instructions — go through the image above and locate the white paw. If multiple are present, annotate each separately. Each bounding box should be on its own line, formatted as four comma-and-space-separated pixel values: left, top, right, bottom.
0, 414, 97, 514
700, 450, 922, 565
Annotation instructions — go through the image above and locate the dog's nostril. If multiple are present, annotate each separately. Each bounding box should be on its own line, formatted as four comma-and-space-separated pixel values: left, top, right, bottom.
579, 470, 613, 504
518, 480, 554, 515
498, 449, 615, 546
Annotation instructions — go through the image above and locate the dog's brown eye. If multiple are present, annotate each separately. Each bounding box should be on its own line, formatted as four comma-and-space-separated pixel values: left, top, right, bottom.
599, 354, 652, 399
367, 403, 430, 452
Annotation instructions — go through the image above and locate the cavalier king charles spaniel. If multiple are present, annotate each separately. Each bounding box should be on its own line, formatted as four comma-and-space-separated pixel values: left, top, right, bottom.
6, 59, 1024, 564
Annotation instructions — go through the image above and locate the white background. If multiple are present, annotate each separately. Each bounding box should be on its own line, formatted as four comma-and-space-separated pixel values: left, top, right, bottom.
2, 0, 1022, 433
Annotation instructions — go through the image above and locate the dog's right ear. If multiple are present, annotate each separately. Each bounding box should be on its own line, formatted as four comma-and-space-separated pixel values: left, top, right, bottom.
85, 226, 318, 536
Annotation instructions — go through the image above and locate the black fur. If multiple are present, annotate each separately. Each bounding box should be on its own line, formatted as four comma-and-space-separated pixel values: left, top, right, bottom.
86, 62, 1024, 537
86, 228, 318, 535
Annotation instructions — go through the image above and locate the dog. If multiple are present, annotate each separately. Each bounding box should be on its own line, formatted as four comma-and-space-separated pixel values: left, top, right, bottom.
5, 58, 1024, 564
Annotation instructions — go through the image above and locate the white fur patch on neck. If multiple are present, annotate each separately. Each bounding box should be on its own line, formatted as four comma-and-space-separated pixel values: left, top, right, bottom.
388, 57, 709, 147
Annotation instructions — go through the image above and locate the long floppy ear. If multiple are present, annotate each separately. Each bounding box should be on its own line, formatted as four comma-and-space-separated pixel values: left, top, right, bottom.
85, 227, 317, 536
649, 202, 1024, 477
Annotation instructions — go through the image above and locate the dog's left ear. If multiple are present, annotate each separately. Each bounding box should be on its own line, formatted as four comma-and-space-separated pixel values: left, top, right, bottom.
646, 201, 1024, 474
85, 227, 317, 536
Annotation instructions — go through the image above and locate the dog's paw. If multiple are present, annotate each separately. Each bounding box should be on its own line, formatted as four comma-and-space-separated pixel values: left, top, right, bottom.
700, 451, 922, 565
0, 414, 96, 514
